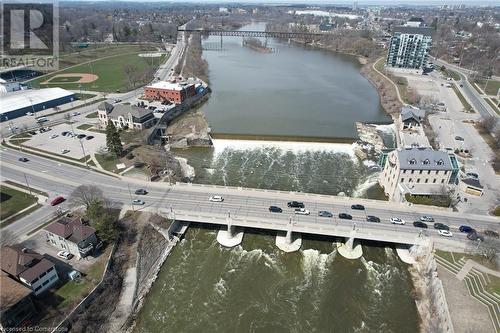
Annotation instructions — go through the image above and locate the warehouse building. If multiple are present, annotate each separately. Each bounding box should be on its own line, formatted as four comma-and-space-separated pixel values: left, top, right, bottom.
144, 81, 196, 104
0, 88, 76, 122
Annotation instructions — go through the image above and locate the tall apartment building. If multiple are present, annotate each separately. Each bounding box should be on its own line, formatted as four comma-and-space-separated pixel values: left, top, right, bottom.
386, 26, 432, 71
378, 147, 459, 201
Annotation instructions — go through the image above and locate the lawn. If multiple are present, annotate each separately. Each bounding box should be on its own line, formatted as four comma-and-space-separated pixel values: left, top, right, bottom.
85, 111, 98, 119
48, 76, 82, 83
451, 84, 473, 112
77, 124, 93, 130
95, 153, 120, 173
484, 98, 500, 115
473, 79, 500, 96
30, 52, 166, 93
75, 93, 97, 100
0, 185, 38, 222
440, 67, 461, 81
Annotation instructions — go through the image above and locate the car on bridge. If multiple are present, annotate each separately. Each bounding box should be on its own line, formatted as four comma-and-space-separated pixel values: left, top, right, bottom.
287, 201, 305, 208
438, 230, 453, 237
50, 196, 65, 206
413, 221, 428, 228
390, 217, 405, 225
434, 223, 450, 231
269, 206, 282, 213
459, 225, 474, 233
351, 204, 365, 210
338, 213, 352, 220
366, 215, 380, 223
132, 199, 145, 205
318, 211, 333, 218
420, 216, 434, 222
209, 196, 224, 202
294, 208, 310, 215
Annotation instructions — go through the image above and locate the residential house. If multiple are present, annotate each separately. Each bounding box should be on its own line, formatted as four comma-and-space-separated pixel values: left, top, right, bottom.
0, 272, 36, 331
378, 147, 459, 201
44, 216, 98, 259
0, 246, 59, 296
97, 102, 156, 130
400, 106, 425, 130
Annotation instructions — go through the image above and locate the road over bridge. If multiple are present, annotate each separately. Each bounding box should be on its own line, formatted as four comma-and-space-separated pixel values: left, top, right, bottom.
0, 146, 498, 248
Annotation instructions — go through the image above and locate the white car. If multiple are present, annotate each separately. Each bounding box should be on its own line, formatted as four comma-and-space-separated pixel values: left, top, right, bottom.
294, 208, 310, 215
71, 112, 81, 116
438, 230, 453, 237
49, 134, 59, 139
61, 149, 70, 154
209, 196, 224, 202
57, 251, 73, 260
390, 217, 405, 225
132, 199, 145, 205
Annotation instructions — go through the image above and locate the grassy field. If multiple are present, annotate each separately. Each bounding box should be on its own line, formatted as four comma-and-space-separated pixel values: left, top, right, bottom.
95, 153, 120, 173
85, 111, 98, 119
484, 98, 500, 115
440, 67, 461, 81
76, 124, 93, 130
451, 84, 473, 112
0, 185, 38, 221
30, 52, 166, 93
473, 79, 500, 96
48, 76, 82, 83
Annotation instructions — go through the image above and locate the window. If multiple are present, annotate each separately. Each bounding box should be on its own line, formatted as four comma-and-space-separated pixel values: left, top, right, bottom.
428, 170, 431, 175
409, 158, 416, 165
34, 286, 42, 292
42, 280, 49, 286
401, 178, 405, 183
437, 160, 444, 165
433, 179, 437, 183
411, 170, 414, 174
441, 179, 445, 184
32, 277, 39, 284
419, 170, 423, 174
409, 178, 413, 183
39, 272, 46, 278
436, 171, 439, 175
47, 267, 54, 273
444, 170, 448, 175
425, 179, 429, 183
417, 179, 420, 183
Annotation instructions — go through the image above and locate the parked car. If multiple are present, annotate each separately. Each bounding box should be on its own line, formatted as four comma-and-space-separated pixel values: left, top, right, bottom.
114, 99, 122, 103
71, 112, 81, 116
57, 251, 73, 260
269, 206, 283, 213
49, 134, 58, 139
438, 230, 453, 237
209, 196, 224, 202
338, 213, 352, 220
459, 225, 474, 233
50, 196, 65, 206
433, 223, 450, 231
420, 216, 434, 222
132, 199, 145, 205
294, 208, 310, 215
466, 172, 479, 179
351, 204, 365, 210
135, 189, 148, 195
413, 221, 428, 228
467, 232, 485, 241
366, 215, 380, 223
61, 131, 69, 136
390, 217, 405, 225
76, 134, 86, 139
61, 149, 70, 154
18, 157, 29, 162
318, 211, 333, 218
287, 201, 304, 208
85, 135, 94, 140
455, 136, 464, 141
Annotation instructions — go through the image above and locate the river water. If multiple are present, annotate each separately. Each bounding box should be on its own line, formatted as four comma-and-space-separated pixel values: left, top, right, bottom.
134, 23, 418, 332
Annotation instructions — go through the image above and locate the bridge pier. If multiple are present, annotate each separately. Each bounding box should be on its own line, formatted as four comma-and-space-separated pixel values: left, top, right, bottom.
337, 230, 363, 259
216, 217, 244, 247
276, 223, 302, 253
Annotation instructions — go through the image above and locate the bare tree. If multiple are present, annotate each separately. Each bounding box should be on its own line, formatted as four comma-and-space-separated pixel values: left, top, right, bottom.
69, 185, 104, 209
478, 115, 498, 133
474, 237, 500, 263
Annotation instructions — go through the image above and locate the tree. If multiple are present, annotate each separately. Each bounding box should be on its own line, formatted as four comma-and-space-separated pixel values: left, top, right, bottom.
69, 185, 104, 209
86, 199, 117, 243
474, 237, 500, 263
106, 121, 123, 157
478, 115, 498, 133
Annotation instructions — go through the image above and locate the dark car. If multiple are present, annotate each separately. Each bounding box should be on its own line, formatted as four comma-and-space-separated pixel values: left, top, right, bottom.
339, 213, 352, 220
287, 201, 305, 208
269, 206, 283, 213
77, 134, 86, 139
413, 221, 428, 228
467, 232, 485, 241
466, 172, 479, 179
366, 215, 380, 223
85, 135, 94, 140
459, 225, 474, 233
434, 223, 450, 231
455, 136, 464, 141
351, 204, 365, 210
61, 131, 69, 136
29, 131, 37, 135
484, 230, 499, 238
18, 157, 29, 162
318, 211, 333, 218
135, 189, 148, 195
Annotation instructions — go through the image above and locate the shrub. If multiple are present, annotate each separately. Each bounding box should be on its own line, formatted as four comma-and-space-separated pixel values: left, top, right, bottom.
405, 193, 451, 207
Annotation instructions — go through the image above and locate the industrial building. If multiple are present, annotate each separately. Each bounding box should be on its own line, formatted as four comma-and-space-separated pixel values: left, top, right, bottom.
144, 81, 196, 104
0, 87, 76, 122
386, 25, 432, 71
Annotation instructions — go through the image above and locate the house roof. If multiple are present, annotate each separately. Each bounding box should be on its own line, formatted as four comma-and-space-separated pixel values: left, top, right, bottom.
108, 104, 152, 120
395, 147, 453, 171
401, 106, 425, 122
19, 258, 54, 283
45, 217, 96, 244
0, 272, 32, 310
98, 101, 113, 113
0, 245, 44, 277
394, 26, 433, 37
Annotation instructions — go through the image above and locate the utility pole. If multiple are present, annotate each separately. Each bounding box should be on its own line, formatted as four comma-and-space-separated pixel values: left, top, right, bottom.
79, 139, 89, 167
127, 183, 135, 212
23, 173, 32, 196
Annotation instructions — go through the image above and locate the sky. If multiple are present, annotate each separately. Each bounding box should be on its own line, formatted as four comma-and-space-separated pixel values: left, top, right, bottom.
62, 0, 498, 4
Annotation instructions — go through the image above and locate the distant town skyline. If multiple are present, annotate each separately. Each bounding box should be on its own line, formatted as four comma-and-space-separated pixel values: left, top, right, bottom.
61, 0, 498, 5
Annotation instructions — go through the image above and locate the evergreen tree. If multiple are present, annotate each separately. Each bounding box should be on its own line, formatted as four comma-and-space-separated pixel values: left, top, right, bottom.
105, 121, 123, 157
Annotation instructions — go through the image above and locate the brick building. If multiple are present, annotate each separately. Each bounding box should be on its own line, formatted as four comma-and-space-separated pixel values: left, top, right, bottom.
144, 81, 196, 104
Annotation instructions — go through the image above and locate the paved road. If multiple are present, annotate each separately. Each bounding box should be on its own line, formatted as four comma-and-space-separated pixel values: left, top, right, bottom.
1, 146, 498, 246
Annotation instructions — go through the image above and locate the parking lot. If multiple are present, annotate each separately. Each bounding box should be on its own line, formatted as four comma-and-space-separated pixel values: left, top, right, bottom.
24, 123, 107, 159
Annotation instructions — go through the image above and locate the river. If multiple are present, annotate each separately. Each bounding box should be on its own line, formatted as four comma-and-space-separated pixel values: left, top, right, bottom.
134, 23, 418, 333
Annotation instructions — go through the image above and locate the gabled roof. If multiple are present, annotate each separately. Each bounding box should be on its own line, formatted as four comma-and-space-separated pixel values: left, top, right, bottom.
401, 106, 425, 122
0, 272, 32, 310
395, 147, 453, 171
45, 217, 96, 244
0, 246, 43, 277
98, 101, 114, 113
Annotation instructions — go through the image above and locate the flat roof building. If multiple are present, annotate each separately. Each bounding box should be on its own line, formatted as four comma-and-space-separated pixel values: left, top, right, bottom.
144, 81, 196, 104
